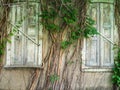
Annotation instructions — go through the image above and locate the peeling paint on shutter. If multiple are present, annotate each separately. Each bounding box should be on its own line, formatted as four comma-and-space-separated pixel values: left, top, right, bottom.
85, 3, 99, 66
85, 3, 114, 68
100, 3, 114, 66
6, 2, 42, 67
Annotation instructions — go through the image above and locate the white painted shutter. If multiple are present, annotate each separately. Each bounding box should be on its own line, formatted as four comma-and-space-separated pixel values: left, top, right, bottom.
85, 3, 99, 66
100, 3, 114, 66
85, 3, 114, 67
6, 2, 42, 67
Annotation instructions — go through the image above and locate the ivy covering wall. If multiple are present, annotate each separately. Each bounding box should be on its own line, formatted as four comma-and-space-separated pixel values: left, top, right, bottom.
0, 0, 120, 90
112, 0, 120, 89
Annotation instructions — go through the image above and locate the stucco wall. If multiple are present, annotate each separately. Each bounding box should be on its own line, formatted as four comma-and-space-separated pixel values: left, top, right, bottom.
0, 69, 33, 90
0, 69, 113, 90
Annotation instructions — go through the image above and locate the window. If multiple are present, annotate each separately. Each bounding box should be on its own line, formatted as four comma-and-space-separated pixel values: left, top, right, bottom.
5, 0, 42, 67
82, 0, 118, 71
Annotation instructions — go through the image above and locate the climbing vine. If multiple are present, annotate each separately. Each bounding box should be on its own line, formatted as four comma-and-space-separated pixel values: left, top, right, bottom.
0, 0, 12, 62
0, 0, 25, 62
112, 46, 120, 88
39, 0, 98, 49
0, 1, 98, 89
1, 0, 120, 90
112, 0, 120, 89
0, 0, 98, 60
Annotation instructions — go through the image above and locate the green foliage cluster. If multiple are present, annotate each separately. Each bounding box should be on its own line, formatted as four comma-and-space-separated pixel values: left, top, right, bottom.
0, 33, 12, 57
112, 0, 120, 88
50, 74, 59, 84
112, 46, 120, 87
40, 0, 98, 49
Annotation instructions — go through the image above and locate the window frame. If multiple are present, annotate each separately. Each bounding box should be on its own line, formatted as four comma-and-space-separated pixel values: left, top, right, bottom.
5, 1, 43, 68
82, 0, 117, 72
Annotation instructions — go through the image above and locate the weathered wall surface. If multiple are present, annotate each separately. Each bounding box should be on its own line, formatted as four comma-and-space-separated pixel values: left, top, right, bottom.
0, 69, 33, 90
0, 25, 113, 90
0, 69, 112, 90
0, 1, 115, 90
80, 72, 112, 90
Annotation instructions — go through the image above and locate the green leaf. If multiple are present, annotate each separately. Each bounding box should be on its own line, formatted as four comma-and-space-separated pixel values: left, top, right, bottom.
39, 10, 50, 19
71, 31, 79, 40
63, 0, 71, 3
61, 41, 72, 49
9, 32, 14, 36
0, 49, 4, 55
46, 24, 60, 31
86, 16, 95, 25
84, 25, 98, 38
50, 74, 59, 84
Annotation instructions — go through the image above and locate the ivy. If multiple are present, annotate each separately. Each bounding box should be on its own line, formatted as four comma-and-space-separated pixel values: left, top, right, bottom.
45, 24, 60, 32
50, 74, 59, 84
112, 46, 120, 88
63, 0, 71, 3
61, 40, 72, 49
112, 0, 120, 89
40, 0, 98, 49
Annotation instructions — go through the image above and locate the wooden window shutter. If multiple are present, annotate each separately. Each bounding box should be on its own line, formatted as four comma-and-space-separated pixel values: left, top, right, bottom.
6, 2, 42, 67
84, 3, 115, 67
100, 3, 114, 66
85, 3, 99, 66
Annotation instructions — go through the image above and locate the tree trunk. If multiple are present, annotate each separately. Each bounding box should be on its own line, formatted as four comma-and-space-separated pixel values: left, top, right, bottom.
34, 38, 83, 90
0, 0, 12, 65
27, 0, 87, 90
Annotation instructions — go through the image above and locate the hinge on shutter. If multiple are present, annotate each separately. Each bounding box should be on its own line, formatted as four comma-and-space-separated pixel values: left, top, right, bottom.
8, 21, 40, 46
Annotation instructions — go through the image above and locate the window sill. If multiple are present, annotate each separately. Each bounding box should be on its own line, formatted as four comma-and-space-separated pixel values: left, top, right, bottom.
4, 65, 44, 69
82, 67, 113, 72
